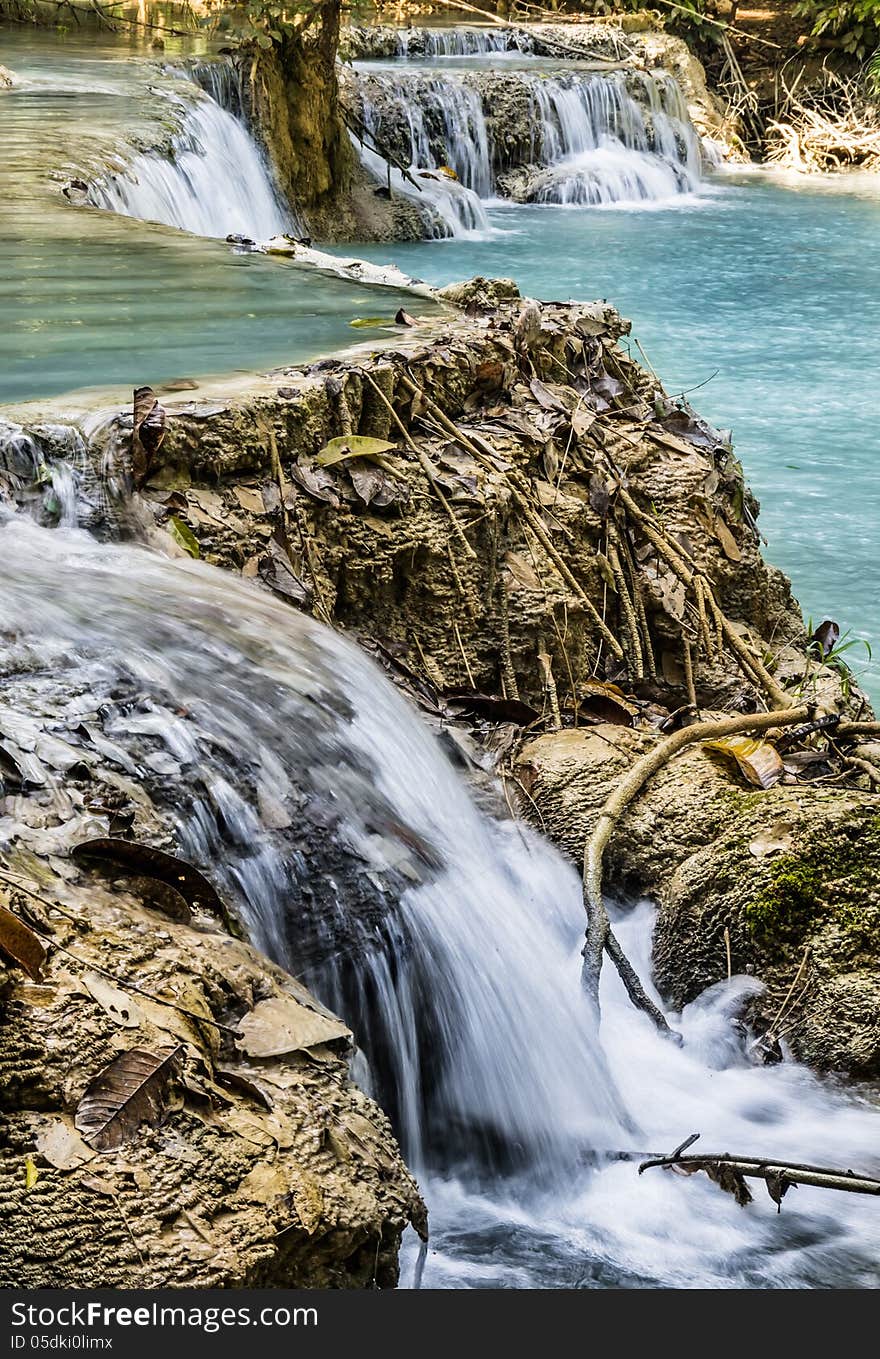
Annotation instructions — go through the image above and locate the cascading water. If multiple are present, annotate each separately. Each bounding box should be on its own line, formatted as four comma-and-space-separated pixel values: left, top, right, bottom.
394, 26, 534, 58
87, 65, 294, 240
348, 64, 702, 210
1, 509, 878, 1288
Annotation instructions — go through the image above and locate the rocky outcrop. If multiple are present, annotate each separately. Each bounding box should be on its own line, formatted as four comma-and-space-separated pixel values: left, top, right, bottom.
515, 725, 880, 1077
0, 864, 425, 1288
2, 282, 815, 713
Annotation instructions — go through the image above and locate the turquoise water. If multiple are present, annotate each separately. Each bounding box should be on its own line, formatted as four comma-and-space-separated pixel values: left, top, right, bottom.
0, 28, 429, 404
335, 175, 880, 693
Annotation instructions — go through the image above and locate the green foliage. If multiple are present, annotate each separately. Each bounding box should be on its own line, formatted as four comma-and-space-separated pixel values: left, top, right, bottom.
795, 0, 880, 62
204, 1, 328, 52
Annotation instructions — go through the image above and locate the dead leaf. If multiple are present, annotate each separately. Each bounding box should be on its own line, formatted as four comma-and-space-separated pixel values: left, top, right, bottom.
588, 474, 612, 519
291, 1172, 324, 1234
443, 692, 540, 727
504, 551, 542, 592
258, 539, 312, 606
215, 1068, 275, 1111
316, 435, 396, 467
233, 487, 265, 515
80, 1175, 119, 1197
36, 1119, 95, 1170
132, 387, 166, 485
713, 514, 741, 563
748, 821, 795, 858
288, 460, 340, 506
75, 1045, 183, 1151
236, 995, 349, 1059
529, 378, 568, 413
765, 1169, 795, 1212
348, 462, 409, 510
0, 899, 46, 981
71, 839, 226, 919
576, 680, 638, 726
82, 972, 145, 1029
234, 1160, 288, 1205
810, 618, 840, 658
706, 1162, 753, 1206
705, 735, 784, 789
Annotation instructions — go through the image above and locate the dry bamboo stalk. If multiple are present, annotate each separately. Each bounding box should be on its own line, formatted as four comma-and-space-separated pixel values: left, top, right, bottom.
360, 369, 477, 561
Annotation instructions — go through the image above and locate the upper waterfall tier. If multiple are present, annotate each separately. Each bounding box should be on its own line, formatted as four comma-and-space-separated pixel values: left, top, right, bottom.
87, 63, 295, 241
345, 64, 704, 208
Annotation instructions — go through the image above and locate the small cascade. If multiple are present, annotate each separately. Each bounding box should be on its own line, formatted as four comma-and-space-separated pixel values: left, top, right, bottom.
355, 140, 490, 239
348, 64, 703, 208
395, 24, 533, 57
88, 65, 294, 241
1, 511, 879, 1287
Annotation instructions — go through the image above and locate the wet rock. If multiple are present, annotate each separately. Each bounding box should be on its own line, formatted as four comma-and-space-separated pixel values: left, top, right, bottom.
0, 867, 425, 1287
516, 723, 880, 1078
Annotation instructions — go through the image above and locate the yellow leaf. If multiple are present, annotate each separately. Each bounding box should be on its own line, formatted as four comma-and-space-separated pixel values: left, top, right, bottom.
316, 435, 396, 467
705, 735, 783, 789
25, 1156, 39, 1190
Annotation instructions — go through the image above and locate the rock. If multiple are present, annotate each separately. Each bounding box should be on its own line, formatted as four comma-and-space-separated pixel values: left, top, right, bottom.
515, 723, 880, 1077
0, 867, 425, 1287
437, 276, 521, 308
0, 66, 16, 90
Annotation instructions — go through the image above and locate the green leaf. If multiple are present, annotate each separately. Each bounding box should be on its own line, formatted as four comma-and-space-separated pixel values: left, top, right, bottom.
316, 435, 396, 467
168, 516, 200, 558
349, 317, 394, 329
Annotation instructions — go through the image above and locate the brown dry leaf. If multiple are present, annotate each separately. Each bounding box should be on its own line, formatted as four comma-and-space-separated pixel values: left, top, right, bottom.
576, 680, 639, 726
233, 487, 265, 515
504, 551, 542, 592
71, 839, 224, 919
236, 995, 349, 1059
748, 821, 795, 858
705, 736, 784, 789
291, 1172, 325, 1234
36, 1119, 95, 1170
288, 460, 340, 506
82, 972, 145, 1029
132, 387, 166, 484
80, 1175, 119, 1198
0, 898, 46, 981
713, 514, 742, 563
234, 1160, 288, 1205
75, 1045, 183, 1151
258, 539, 312, 606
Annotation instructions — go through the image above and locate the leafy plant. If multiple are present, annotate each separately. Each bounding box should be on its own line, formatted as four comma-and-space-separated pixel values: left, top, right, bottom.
794, 0, 880, 62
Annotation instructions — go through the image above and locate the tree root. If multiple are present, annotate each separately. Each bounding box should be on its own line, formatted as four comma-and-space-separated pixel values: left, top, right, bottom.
581, 706, 811, 1033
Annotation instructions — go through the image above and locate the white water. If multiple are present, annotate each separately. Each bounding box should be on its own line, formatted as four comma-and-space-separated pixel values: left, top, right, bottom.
88, 69, 293, 240
1, 513, 877, 1288
350, 64, 702, 216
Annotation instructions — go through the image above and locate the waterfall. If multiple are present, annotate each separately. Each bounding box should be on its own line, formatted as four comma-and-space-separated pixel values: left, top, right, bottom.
1, 510, 878, 1286
349, 65, 702, 207
396, 25, 533, 57
87, 66, 293, 241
